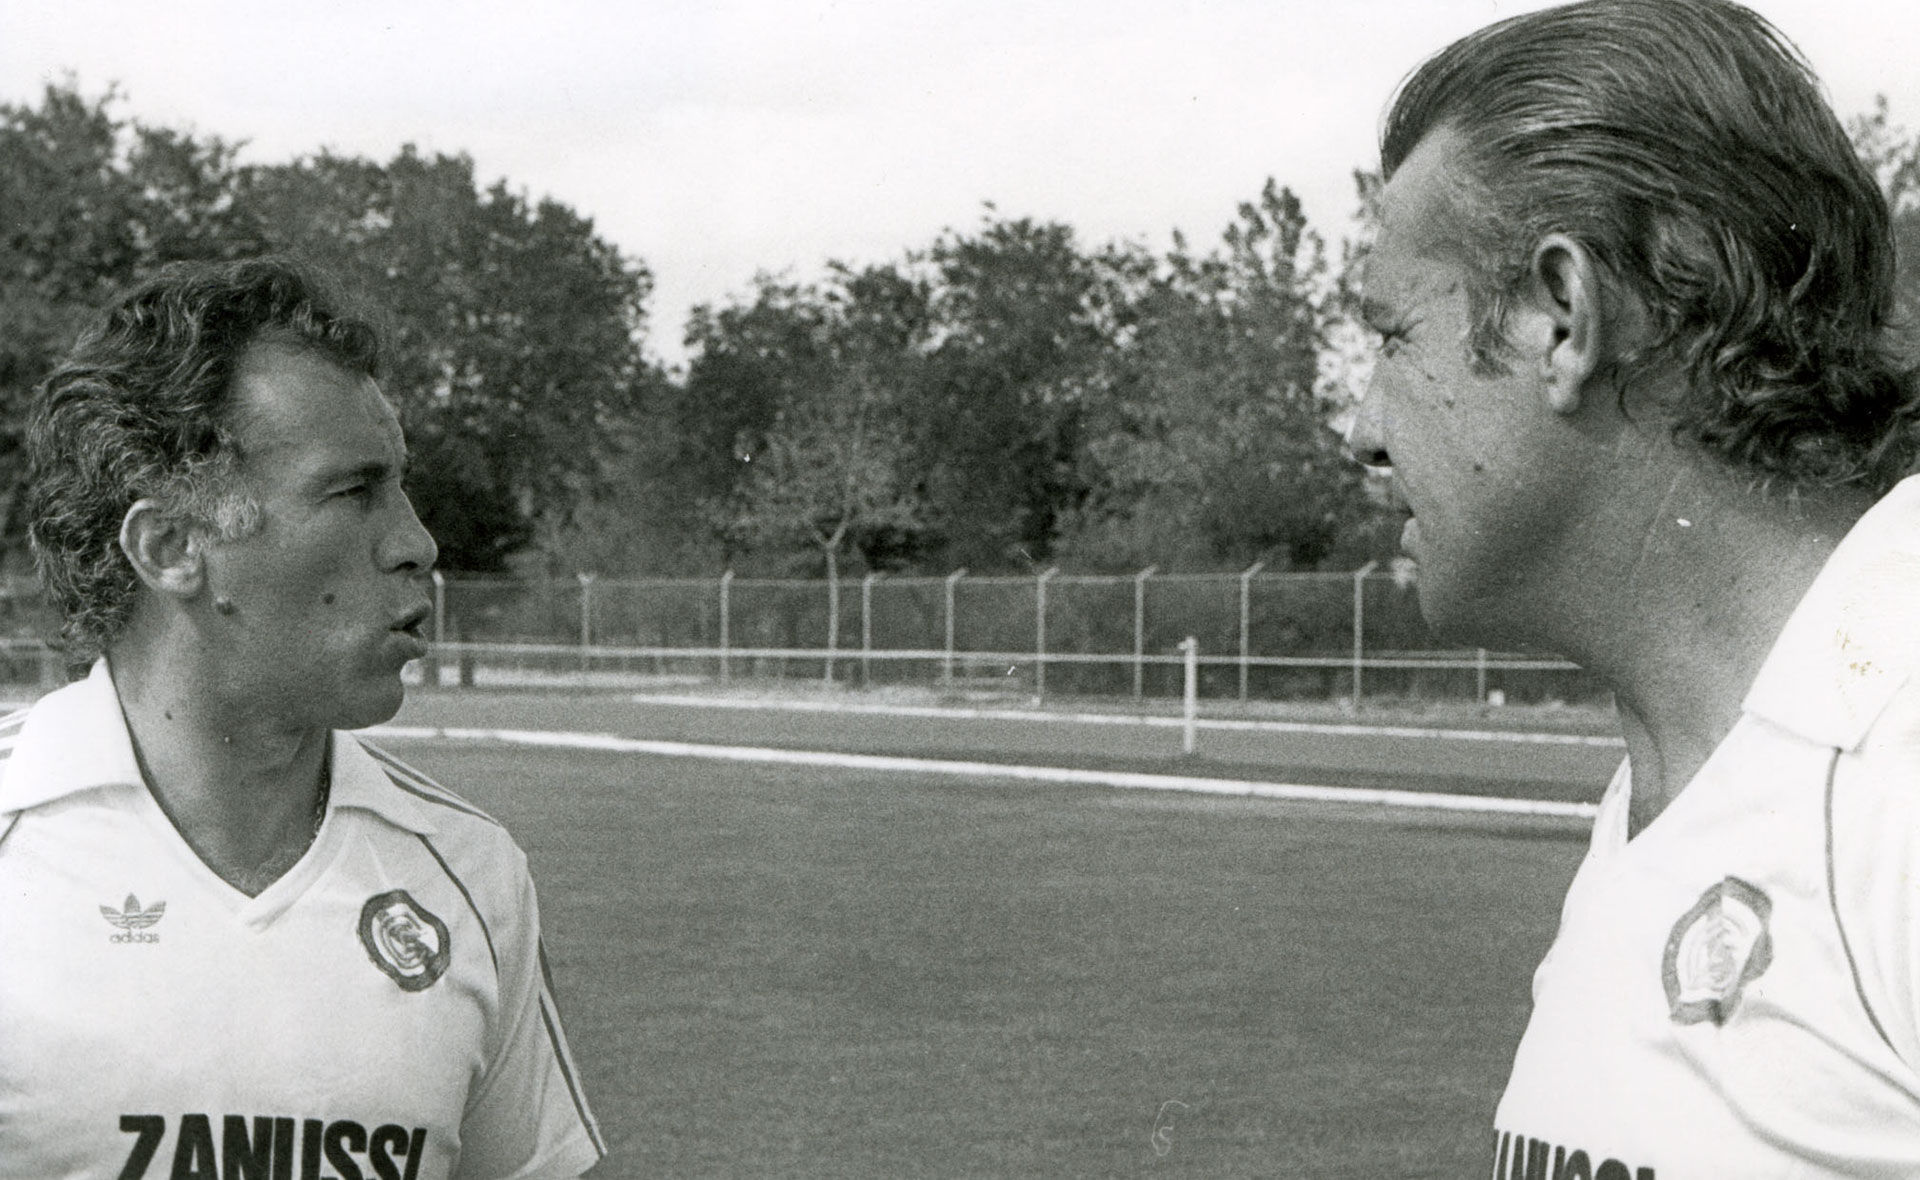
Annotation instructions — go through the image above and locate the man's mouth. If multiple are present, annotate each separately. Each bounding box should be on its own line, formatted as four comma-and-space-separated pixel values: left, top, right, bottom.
391, 604, 432, 638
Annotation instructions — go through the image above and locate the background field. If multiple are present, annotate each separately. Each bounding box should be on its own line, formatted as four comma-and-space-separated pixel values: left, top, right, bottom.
385, 728, 1588, 1178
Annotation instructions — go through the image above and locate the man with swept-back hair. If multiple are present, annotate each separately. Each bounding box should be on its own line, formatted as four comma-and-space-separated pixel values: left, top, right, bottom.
27, 258, 383, 668
0, 257, 605, 1178
1345, 0, 1920, 1173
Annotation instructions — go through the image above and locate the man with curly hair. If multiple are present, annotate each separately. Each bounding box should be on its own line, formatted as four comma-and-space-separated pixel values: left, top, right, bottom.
1345, 0, 1920, 1173
0, 258, 605, 1178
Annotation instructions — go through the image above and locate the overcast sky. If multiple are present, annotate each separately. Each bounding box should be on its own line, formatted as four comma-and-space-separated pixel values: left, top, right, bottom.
7, 1, 1919, 369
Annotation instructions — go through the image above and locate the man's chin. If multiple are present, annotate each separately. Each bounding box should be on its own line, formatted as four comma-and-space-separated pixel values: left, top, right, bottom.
332, 678, 408, 732
1412, 571, 1528, 650
1408, 563, 1475, 640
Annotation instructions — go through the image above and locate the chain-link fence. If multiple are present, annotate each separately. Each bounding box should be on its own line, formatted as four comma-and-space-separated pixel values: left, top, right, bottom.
418, 568, 1600, 707
0, 580, 63, 693
2, 569, 1602, 707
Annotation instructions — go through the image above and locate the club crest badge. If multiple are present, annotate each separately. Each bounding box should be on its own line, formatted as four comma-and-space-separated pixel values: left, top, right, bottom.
1663, 876, 1772, 1025
359, 890, 451, 992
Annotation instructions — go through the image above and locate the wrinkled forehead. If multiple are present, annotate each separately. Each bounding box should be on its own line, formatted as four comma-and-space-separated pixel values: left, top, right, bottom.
226, 339, 405, 465
1365, 128, 1477, 297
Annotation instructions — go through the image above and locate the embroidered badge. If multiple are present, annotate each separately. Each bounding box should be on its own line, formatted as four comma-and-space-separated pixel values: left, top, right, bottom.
358, 890, 451, 992
1662, 876, 1772, 1025
100, 893, 165, 943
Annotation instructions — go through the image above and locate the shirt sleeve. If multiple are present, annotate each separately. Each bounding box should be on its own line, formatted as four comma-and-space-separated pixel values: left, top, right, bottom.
455, 860, 607, 1180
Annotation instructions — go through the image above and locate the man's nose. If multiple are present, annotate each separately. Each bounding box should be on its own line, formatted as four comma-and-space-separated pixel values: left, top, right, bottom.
1343, 393, 1391, 469
384, 492, 439, 574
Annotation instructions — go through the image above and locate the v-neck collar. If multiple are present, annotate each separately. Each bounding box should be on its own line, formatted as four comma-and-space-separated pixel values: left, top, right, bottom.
3, 659, 442, 921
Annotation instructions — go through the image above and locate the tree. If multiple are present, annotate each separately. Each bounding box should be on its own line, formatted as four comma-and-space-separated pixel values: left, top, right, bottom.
724, 362, 925, 679
674, 263, 936, 574
0, 84, 659, 579
0, 83, 264, 569
1058, 180, 1380, 571
674, 276, 841, 566
912, 213, 1126, 570
1850, 98, 1920, 362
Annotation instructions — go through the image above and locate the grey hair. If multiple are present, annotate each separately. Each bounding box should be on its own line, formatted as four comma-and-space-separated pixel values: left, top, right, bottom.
1382, 0, 1918, 491
27, 256, 380, 661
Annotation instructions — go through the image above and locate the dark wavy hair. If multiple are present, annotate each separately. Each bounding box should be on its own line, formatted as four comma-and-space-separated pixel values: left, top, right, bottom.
27, 256, 382, 661
1382, 0, 1919, 491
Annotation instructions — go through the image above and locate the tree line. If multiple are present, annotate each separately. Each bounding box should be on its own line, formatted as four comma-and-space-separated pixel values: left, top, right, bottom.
8, 84, 1918, 584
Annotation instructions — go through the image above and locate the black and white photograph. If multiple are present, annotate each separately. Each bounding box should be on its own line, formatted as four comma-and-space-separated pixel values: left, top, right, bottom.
5, 2, 1920, 1175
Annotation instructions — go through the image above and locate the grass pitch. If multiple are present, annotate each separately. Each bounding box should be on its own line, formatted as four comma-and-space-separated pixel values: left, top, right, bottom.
387, 739, 1582, 1179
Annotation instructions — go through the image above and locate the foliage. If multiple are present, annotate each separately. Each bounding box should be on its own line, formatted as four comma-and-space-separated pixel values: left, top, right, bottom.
0, 84, 657, 576
725, 360, 926, 676
0, 84, 265, 566
668, 270, 929, 575
1850, 98, 1920, 362
678, 205, 1377, 578
1058, 181, 1380, 571
910, 215, 1132, 570
722, 348, 925, 579
1, 83, 1401, 584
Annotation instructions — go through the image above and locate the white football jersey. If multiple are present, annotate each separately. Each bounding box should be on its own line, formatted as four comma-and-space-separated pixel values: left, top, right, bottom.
0, 660, 606, 1180
1494, 475, 1920, 1177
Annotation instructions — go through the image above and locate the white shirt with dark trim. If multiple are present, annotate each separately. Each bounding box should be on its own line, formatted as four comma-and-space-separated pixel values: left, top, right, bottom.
0, 659, 607, 1180
1493, 475, 1920, 1178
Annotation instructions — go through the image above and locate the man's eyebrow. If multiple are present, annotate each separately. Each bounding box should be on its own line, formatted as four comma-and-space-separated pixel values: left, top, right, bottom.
316, 458, 400, 489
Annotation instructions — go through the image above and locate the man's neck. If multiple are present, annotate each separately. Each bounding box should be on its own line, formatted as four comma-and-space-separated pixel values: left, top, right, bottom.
105, 640, 331, 897
1551, 469, 1872, 835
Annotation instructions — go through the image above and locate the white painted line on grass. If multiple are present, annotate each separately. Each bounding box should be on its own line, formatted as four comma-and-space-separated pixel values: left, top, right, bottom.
625, 692, 1625, 748
367, 725, 1600, 821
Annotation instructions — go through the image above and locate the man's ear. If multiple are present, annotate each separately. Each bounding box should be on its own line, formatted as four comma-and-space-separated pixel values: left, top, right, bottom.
1524, 232, 1606, 417
119, 499, 206, 600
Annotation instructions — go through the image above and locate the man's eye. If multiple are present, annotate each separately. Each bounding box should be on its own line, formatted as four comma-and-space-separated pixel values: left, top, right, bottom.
1373, 326, 1409, 357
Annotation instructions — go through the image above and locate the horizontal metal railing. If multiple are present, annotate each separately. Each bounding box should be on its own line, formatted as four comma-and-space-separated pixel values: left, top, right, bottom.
2, 568, 1597, 706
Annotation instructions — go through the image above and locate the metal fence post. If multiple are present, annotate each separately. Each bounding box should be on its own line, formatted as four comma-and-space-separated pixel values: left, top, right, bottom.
428, 570, 446, 689
1132, 565, 1157, 701
1476, 647, 1488, 704
719, 570, 734, 683
1351, 561, 1377, 706
1036, 568, 1058, 699
578, 572, 595, 673
943, 569, 966, 687
861, 572, 877, 688
1179, 636, 1199, 755
1238, 560, 1266, 702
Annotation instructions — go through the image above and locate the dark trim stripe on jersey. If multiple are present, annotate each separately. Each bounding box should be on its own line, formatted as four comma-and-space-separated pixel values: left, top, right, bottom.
417, 833, 501, 977
539, 939, 562, 1003
364, 737, 603, 1156
539, 992, 608, 1157
1825, 746, 1899, 1060
537, 940, 605, 1155
360, 741, 502, 827
0, 813, 19, 854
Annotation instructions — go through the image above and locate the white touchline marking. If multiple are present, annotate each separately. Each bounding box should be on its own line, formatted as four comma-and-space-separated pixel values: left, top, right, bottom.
621, 693, 1626, 747
365, 725, 1600, 821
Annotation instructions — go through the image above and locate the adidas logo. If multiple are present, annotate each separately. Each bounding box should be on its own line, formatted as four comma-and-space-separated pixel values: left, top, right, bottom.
101, 894, 166, 944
